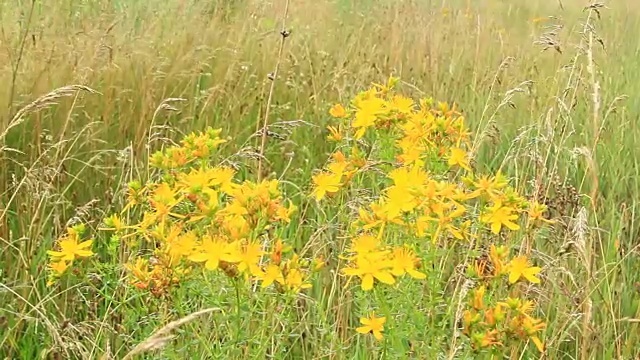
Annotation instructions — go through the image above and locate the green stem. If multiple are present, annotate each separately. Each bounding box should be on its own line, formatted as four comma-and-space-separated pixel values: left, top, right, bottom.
234, 278, 242, 344
375, 287, 391, 356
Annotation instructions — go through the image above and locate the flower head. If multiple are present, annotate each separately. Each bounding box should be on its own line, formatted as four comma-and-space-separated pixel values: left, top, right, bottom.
356, 312, 386, 340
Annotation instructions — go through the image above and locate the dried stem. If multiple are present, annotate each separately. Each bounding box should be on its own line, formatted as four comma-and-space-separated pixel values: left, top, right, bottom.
121, 307, 221, 360
256, 0, 291, 182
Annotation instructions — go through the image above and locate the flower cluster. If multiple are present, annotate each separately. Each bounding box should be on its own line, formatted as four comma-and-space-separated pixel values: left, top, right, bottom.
463, 288, 547, 353
319, 77, 552, 353
42, 76, 555, 356
48, 127, 318, 298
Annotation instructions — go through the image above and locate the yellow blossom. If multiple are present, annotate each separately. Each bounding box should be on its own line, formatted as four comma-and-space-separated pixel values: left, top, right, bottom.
311, 172, 342, 201
447, 147, 472, 171
508, 256, 542, 284
329, 103, 348, 118
480, 200, 521, 234
188, 236, 241, 271
390, 246, 426, 279
257, 263, 285, 288
342, 254, 395, 291
356, 312, 386, 340
47, 236, 94, 262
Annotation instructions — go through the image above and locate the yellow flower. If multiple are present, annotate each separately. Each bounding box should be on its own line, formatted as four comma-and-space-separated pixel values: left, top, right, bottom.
329, 103, 348, 118
210, 166, 236, 194
274, 200, 297, 223
390, 246, 426, 279
480, 200, 521, 234
167, 231, 198, 261
237, 241, 264, 276
489, 244, 507, 276
385, 186, 417, 217
177, 168, 215, 193
188, 236, 241, 271
447, 147, 471, 171
48, 260, 70, 276
356, 312, 386, 340
527, 201, 555, 227
508, 256, 542, 284
347, 234, 381, 256
47, 237, 94, 262
257, 263, 285, 288
471, 286, 486, 310
284, 268, 312, 292
311, 172, 342, 201
390, 95, 414, 114
342, 254, 395, 291
468, 173, 508, 199
352, 97, 387, 139
99, 213, 128, 232
326, 125, 344, 141
327, 160, 348, 177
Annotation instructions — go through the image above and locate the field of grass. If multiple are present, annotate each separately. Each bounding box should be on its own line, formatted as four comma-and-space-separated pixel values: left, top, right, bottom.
1, 0, 640, 358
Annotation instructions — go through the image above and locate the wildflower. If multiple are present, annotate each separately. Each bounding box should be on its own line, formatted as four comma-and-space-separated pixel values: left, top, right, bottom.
257, 263, 285, 288
356, 312, 386, 340
274, 200, 297, 223
480, 200, 521, 234
237, 241, 264, 276
125, 257, 152, 289
422, 201, 466, 243
447, 147, 472, 171
462, 310, 481, 334
312, 256, 326, 271
347, 234, 381, 257
508, 256, 542, 284
47, 233, 94, 262
329, 103, 348, 118
209, 166, 236, 194
390, 246, 426, 279
283, 268, 312, 292
326, 125, 344, 141
48, 260, 70, 276
385, 186, 417, 217
527, 201, 555, 227
352, 97, 387, 139
484, 304, 505, 326
488, 244, 508, 276
100, 213, 127, 232
471, 329, 502, 348
188, 236, 241, 271
468, 173, 508, 199
167, 231, 198, 261
471, 286, 485, 310
311, 172, 342, 201
390, 95, 414, 114
357, 201, 405, 233
522, 317, 546, 352
342, 254, 395, 291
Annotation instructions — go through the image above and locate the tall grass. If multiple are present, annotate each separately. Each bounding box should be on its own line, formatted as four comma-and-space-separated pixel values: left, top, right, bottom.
1, 0, 639, 358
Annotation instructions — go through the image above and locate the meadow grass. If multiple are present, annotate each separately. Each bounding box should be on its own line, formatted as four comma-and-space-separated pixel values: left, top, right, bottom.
1, 0, 640, 359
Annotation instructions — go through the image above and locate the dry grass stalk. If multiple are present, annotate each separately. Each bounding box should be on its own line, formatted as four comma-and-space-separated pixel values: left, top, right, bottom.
1, 85, 99, 150
256, 0, 291, 182
121, 307, 221, 360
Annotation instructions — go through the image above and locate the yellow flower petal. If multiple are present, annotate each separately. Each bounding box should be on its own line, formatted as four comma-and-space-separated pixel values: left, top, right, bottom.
373, 271, 395, 285
362, 274, 374, 291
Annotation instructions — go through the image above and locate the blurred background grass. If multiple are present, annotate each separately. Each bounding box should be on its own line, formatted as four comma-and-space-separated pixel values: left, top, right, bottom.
1, 0, 640, 358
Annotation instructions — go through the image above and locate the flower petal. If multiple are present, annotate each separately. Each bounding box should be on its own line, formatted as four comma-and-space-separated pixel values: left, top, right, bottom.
362, 274, 374, 291
374, 271, 396, 285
